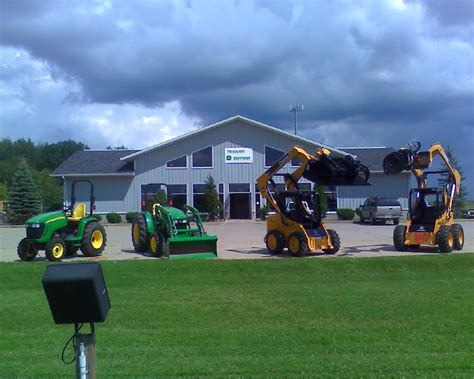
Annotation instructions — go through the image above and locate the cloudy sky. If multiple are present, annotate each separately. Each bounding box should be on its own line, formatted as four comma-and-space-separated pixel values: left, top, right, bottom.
1, 0, 473, 193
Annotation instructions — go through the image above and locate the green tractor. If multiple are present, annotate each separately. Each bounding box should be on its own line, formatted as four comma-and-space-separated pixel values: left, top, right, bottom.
17, 180, 107, 262
132, 202, 218, 260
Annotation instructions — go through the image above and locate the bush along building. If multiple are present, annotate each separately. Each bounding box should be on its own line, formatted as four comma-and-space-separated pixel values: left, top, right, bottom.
52, 115, 410, 220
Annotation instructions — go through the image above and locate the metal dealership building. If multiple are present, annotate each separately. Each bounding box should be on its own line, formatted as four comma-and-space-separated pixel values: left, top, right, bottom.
52, 115, 410, 219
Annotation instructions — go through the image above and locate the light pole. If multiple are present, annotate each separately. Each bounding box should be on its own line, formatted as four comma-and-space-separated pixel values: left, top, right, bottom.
289, 104, 304, 135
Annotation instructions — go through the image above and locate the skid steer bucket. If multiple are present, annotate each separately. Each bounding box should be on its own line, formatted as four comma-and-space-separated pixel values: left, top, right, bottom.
303, 154, 370, 186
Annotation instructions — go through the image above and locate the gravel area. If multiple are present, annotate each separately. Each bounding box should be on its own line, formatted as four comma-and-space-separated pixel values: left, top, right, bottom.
1, 220, 472, 262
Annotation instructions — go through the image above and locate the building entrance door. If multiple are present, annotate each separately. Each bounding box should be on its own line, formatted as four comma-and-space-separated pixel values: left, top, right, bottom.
229, 193, 251, 219
228, 183, 251, 219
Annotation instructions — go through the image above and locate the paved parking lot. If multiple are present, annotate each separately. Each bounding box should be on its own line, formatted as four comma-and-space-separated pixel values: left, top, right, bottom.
1, 220, 472, 262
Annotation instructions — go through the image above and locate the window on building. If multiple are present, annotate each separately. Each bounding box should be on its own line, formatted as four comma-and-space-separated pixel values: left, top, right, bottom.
218, 183, 224, 219
229, 183, 250, 193
290, 157, 301, 167
166, 156, 187, 168
192, 146, 213, 168
193, 184, 207, 211
265, 146, 285, 167
167, 184, 187, 209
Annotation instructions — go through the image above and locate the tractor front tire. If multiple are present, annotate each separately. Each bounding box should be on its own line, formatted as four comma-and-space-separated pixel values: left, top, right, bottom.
323, 229, 340, 255
81, 222, 107, 257
437, 225, 454, 253
132, 214, 148, 252
393, 225, 408, 251
265, 230, 285, 254
148, 232, 164, 258
17, 238, 38, 261
452, 224, 464, 251
45, 238, 67, 262
288, 232, 308, 257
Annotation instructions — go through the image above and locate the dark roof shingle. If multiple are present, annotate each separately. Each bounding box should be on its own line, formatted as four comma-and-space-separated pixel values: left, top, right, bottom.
52, 150, 139, 176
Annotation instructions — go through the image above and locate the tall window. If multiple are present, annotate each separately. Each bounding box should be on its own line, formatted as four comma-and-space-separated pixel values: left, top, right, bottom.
166, 156, 187, 168
193, 184, 207, 211
265, 146, 285, 167
192, 146, 213, 168
168, 184, 187, 209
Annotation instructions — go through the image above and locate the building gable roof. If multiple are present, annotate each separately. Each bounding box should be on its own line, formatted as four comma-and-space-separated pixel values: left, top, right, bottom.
51, 150, 138, 176
120, 115, 351, 161
339, 147, 396, 172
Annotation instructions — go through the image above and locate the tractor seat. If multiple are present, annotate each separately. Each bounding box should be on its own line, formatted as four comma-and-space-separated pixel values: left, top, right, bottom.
69, 203, 87, 221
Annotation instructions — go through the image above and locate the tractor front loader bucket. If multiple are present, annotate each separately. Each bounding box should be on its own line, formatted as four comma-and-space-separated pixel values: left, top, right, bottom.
167, 234, 218, 260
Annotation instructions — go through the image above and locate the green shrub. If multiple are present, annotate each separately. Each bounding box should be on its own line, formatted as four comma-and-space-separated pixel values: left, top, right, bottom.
337, 208, 355, 220
106, 212, 122, 223
126, 212, 140, 223
91, 214, 103, 222
258, 205, 272, 220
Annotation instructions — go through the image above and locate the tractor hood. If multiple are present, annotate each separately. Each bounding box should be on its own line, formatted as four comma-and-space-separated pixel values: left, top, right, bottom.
162, 205, 188, 220
26, 210, 66, 225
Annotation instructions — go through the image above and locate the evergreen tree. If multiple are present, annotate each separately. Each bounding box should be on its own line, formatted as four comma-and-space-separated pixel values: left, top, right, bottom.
204, 175, 221, 221
7, 159, 41, 224
312, 184, 328, 219
154, 189, 168, 204
438, 147, 468, 217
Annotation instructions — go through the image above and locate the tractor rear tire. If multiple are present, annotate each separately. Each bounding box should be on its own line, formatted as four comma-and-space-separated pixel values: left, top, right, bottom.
452, 224, 464, 250
265, 230, 285, 254
17, 238, 38, 261
45, 237, 66, 262
132, 214, 148, 252
288, 232, 308, 257
323, 229, 340, 255
148, 232, 164, 258
393, 225, 408, 251
437, 225, 454, 253
81, 222, 107, 256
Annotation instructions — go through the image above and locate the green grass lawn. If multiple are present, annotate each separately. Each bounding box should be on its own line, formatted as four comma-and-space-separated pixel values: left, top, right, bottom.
1, 255, 474, 377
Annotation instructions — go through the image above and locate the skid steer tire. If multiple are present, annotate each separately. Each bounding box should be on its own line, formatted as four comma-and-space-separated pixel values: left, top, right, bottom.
148, 232, 164, 258
393, 225, 408, 251
452, 224, 464, 251
323, 229, 340, 255
81, 222, 107, 257
45, 237, 66, 262
17, 238, 37, 261
265, 230, 285, 254
288, 232, 308, 257
132, 214, 148, 252
437, 225, 454, 253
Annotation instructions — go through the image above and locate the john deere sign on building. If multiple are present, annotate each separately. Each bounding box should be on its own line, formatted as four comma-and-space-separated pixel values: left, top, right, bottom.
225, 148, 253, 164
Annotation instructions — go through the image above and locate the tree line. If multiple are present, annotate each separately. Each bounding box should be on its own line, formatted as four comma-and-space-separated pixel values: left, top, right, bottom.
0, 138, 88, 210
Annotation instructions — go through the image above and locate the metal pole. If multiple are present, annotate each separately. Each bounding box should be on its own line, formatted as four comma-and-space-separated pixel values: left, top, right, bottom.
75, 325, 97, 379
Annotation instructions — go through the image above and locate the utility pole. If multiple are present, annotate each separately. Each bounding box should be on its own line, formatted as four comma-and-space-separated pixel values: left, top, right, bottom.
289, 104, 303, 135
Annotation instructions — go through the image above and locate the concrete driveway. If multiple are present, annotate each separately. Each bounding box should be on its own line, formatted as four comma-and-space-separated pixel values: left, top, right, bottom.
1, 220, 472, 262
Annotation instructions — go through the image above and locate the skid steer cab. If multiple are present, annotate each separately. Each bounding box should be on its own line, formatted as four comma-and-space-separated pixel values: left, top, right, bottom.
132, 203, 218, 260
18, 180, 107, 262
384, 141, 464, 253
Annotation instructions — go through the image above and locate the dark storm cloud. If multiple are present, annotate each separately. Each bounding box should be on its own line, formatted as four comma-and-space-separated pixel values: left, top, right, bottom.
0, 0, 473, 192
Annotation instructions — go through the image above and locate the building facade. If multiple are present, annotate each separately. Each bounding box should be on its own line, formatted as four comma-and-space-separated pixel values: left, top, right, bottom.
52, 115, 410, 219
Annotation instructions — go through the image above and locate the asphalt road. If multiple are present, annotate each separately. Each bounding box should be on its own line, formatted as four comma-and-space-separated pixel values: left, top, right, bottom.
1, 220, 472, 262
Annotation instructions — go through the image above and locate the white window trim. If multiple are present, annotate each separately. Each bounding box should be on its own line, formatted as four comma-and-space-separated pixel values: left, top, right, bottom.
264, 144, 286, 168
166, 155, 188, 169
191, 145, 214, 169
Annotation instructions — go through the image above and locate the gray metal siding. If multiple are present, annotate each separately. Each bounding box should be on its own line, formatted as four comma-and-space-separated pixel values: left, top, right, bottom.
64, 176, 135, 214
337, 172, 410, 209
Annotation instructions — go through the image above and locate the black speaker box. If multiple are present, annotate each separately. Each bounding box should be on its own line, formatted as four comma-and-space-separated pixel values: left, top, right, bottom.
42, 262, 111, 324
